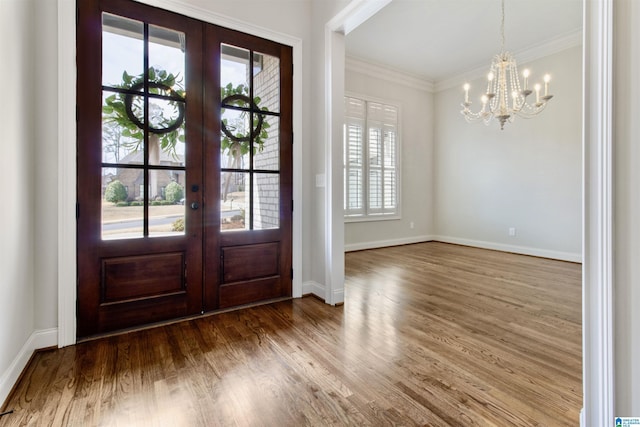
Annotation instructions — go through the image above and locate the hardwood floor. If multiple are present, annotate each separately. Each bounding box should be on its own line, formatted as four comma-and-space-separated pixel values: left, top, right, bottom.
0, 242, 582, 426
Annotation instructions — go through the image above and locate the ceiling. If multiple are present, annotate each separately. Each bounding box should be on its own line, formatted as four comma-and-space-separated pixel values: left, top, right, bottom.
344, 0, 583, 83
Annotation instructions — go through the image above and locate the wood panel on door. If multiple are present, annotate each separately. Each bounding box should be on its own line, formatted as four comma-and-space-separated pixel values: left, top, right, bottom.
77, 0, 292, 337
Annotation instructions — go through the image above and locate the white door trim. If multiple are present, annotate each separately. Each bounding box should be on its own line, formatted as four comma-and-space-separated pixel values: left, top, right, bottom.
582, 0, 614, 424
57, 0, 304, 347
58, 0, 77, 348
321, 0, 393, 306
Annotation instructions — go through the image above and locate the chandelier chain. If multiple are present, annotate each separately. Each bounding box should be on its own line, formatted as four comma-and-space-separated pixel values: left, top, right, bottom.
501, 0, 505, 53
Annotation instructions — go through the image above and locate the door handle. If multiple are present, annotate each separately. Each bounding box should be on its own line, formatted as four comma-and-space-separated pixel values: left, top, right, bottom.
190, 202, 199, 210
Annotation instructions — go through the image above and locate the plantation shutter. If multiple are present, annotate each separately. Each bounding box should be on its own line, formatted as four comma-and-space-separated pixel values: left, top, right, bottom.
344, 95, 398, 218
367, 101, 398, 215
344, 97, 365, 216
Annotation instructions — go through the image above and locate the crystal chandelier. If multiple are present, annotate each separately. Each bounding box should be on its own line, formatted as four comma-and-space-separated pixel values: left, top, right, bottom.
460, 0, 553, 130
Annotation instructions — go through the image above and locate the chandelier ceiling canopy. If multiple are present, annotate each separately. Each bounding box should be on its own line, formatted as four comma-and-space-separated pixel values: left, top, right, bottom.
461, 0, 554, 130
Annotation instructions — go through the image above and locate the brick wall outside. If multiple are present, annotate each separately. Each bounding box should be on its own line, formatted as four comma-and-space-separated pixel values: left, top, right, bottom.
252, 53, 280, 230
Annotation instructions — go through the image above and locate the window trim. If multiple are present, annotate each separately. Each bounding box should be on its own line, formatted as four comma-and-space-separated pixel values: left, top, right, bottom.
344, 92, 402, 222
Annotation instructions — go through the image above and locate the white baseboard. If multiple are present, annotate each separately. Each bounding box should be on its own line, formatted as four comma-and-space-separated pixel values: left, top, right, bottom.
433, 235, 582, 263
0, 328, 58, 406
332, 287, 344, 305
302, 281, 345, 305
303, 281, 325, 300
345, 235, 435, 252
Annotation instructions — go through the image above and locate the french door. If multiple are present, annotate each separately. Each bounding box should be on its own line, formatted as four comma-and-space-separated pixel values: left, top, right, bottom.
77, 0, 292, 337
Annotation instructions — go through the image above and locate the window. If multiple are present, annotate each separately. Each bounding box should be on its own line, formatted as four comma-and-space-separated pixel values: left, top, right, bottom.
344, 95, 400, 220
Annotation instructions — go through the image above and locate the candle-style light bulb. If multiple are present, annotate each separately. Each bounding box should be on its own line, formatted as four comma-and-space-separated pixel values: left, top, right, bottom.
535, 83, 541, 103
523, 69, 530, 90
463, 83, 470, 103
486, 72, 494, 95
544, 74, 551, 96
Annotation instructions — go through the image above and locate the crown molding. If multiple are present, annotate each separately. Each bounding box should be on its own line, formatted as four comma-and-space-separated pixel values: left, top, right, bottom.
345, 55, 435, 92
346, 28, 582, 94
436, 28, 583, 92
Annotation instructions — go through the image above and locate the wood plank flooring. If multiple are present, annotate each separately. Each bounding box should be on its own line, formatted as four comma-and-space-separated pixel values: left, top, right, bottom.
0, 242, 582, 426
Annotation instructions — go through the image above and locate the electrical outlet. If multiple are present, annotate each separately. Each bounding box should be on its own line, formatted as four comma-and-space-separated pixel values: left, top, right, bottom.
410, 221, 414, 229
508, 227, 516, 237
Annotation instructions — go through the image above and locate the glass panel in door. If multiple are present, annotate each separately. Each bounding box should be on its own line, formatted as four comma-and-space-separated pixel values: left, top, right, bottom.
219, 44, 282, 231
101, 14, 187, 239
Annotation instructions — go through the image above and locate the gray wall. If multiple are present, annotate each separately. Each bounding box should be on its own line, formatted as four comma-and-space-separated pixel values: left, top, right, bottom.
434, 46, 582, 261
344, 66, 435, 250
0, 0, 36, 395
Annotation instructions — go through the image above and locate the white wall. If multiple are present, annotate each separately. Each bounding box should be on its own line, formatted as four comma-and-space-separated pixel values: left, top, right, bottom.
0, 0, 36, 402
344, 62, 434, 250
34, 0, 59, 331
433, 46, 582, 261
613, 0, 640, 414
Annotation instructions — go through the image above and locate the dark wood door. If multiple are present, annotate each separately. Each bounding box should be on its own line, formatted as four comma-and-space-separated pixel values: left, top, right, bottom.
203, 27, 293, 309
77, 0, 292, 337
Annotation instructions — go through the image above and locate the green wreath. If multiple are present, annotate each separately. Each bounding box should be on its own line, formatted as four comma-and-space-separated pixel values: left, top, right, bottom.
102, 67, 186, 158
220, 82, 270, 160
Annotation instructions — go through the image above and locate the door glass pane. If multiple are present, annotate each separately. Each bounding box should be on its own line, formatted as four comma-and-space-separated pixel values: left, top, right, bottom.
102, 91, 144, 165
149, 25, 185, 86
221, 108, 250, 168
221, 172, 248, 231
148, 25, 186, 167
149, 169, 186, 237
148, 133, 186, 167
147, 104, 186, 167
102, 13, 143, 88
253, 114, 279, 170
102, 167, 143, 239
253, 173, 279, 230
221, 44, 250, 105
253, 51, 279, 113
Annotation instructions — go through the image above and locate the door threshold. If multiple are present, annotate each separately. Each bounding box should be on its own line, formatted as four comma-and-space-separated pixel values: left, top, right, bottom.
77, 296, 293, 343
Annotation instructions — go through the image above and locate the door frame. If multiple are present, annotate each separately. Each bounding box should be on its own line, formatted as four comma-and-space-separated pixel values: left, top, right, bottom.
57, 0, 303, 345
